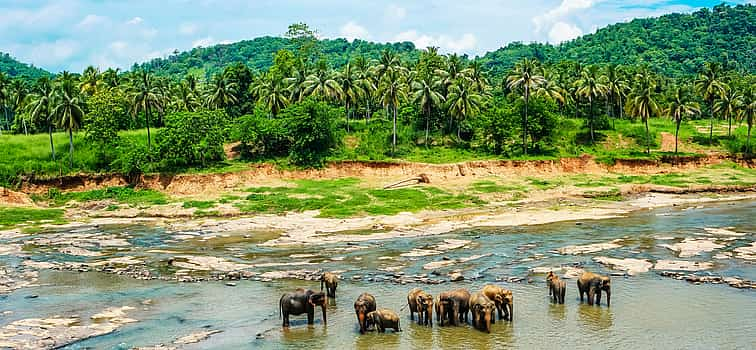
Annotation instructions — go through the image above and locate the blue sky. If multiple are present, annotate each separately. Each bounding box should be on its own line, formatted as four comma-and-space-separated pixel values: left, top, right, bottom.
0, 0, 752, 72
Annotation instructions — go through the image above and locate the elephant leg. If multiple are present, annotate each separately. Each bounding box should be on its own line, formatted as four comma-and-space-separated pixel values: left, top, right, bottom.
308, 310, 314, 325
283, 313, 290, 328
595, 290, 602, 306
410, 309, 414, 321
587, 287, 595, 305
497, 305, 504, 320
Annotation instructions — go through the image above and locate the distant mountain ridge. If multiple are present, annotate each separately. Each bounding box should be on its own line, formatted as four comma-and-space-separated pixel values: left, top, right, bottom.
0, 52, 50, 79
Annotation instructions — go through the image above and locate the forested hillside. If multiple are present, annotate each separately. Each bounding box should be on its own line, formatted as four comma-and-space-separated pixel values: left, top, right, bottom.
0, 52, 50, 79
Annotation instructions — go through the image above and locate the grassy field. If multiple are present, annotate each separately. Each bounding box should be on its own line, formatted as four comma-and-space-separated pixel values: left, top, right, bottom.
0, 207, 66, 228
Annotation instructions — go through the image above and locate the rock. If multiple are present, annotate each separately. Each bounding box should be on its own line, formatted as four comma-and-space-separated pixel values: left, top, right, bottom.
449, 272, 464, 282
225, 282, 237, 287
24, 295, 38, 299
654, 260, 713, 271
557, 240, 623, 255
660, 238, 724, 258
593, 257, 653, 275
59, 246, 102, 257
703, 227, 746, 237
173, 330, 222, 345
733, 242, 756, 261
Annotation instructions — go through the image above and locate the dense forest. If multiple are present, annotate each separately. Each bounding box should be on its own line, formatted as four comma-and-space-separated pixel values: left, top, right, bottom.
0, 4, 754, 187
0, 53, 50, 80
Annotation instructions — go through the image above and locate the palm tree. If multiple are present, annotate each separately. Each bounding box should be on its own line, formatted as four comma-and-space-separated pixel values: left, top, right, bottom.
462, 61, 489, 93
0, 72, 8, 134
713, 87, 743, 138
447, 79, 483, 139
53, 88, 85, 168
102, 68, 121, 88
626, 71, 660, 154
303, 63, 342, 102
339, 62, 363, 131
171, 80, 199, 112
411, 75, 444, 145
506, 58, 545, 155
740, 86, 755, 155
28, 77, 56, 160
254, 73, 290, 118
378, 68, 407, 153
694, 62, 726, 144
79, 66, 101, 96
576, 65, 608, 143
665, 87, 700, 156
8, 79, 28, 134
603, 64, 629, 125
128, 70, 163, 153
205, 74, 239, 110
285, 61, 309, 102
354, 56, 376, 123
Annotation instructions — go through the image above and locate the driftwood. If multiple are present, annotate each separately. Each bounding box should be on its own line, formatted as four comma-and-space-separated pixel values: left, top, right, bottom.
383, 174, 431, 189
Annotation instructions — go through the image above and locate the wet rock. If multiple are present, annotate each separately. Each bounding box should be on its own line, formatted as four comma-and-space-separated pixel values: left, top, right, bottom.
593, 257, 653, 275
59, 246, 102, 257
225, 282, 237, 287
24, 294, 38, 299
449, 272, 464, 282
170, 255, 251, 272
174, 330, 222, 345
654, 260, 713, 271
259, 269, 321, 280
557, 240, 622, 255
660, 238, 724, 258
733, 242, 756, 261
703, 227, 746, 237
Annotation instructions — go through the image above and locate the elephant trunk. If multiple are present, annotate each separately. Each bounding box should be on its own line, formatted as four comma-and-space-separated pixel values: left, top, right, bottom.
508, 301, 514, 321
426, 305, 433, 326
358, 312, 366, 333
588, 287, 596, 305
606, 289, 611, 307
321, 305, 327, 325
484, 311, 492, 333
452, 303, 460, 326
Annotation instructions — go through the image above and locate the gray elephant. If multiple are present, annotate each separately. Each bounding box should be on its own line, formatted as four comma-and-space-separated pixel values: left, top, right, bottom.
470, 292, 496, 333
367, 309, 402, 333
577, 272, 611, 306
354, 292, 377, 334
279, 288, 327, 328
320, 272, 338, 298
438, 289, 470, 326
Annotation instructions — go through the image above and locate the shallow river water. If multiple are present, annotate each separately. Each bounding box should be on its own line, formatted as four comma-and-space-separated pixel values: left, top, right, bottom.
2, 201, 755, 349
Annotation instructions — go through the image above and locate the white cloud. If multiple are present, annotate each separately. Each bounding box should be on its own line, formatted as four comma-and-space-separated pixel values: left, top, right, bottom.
533, 0, 598, 32
548, 21, 583, 43
25, 39, 80, 67
192, 36, 215, 48
339, 21, 369, 41
109, 41, 129, 55
179, 23, 198, 35
126, 16, 143, 25
76, 14, 107, 28
385, 4, 407, 21
393, 31, 477, 53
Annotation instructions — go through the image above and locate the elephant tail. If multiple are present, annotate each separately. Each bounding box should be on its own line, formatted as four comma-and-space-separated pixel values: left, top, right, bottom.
279, 296, 283, 319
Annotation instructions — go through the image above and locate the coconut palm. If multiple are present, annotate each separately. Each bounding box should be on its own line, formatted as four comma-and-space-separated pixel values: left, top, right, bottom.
285, 61, 309, 103
576, 65, 608, 143
28, 77, 56, 159
303, 63, 342, 102
665, 87, 700, 155
447, 79, 483, 139
128, 70, 163, 153
462, 61, 489, 93
339, 62, 363, 131
8, 79, 28, 134
506, 58, 546, 155
0, 72, 8, 133
378, 68, 407, 153
354, 56, 376, 123
411, 74, 445, 145
254, 73, 290, 118
603, 64, 629, 125
205, 73, 239, 110
79, 66, 101, 96
694, 62, 726, 144
713, 87, 743, 138
740, 86, 755, 154
171, 80, 199, 112
102, 68, 121, 89
52, 88, 85, 168
626, 71, 660, 154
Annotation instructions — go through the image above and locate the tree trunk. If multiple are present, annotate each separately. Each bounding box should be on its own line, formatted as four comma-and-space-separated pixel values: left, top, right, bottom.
675, 119, 681, 162
619, 95, 623, 120
645, 118, 651, 155
748, 124, 752, 155
523, 88, 529, 156
68, 128, 74, 168
392, 105, 397, 154
709, 100, 714, 144
145, 106, 152, 154
48, 122, 56, 161
727, 112, 732, 138
425, 105, 430, 147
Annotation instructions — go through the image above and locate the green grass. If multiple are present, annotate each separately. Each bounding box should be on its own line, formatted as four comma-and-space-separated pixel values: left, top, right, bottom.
526, 177, 563, 190
469, 180, 528, 193
36, 186, 169, 207
182, 200, 216, 209
0, 207, 66, 228
236, 178, 485, 218
583, 188, 623, 201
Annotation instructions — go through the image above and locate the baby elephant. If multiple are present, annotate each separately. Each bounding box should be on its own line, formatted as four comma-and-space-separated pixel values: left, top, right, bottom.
367, 309, 402, 333
547, 271, 566, 304
469, 292, 496, 333
320, 272, 339, 298
407, 288, 433, 326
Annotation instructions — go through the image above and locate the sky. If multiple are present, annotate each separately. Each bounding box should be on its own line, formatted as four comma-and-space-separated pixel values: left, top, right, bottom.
1, 0, 753, 73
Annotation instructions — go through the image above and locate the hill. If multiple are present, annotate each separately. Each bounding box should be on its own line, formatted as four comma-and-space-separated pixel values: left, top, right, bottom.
0, 52, 50, 79
137, 4, 754, 80
480, 3, 755, 77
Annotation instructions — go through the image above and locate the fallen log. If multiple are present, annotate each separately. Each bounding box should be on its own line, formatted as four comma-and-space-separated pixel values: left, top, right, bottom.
383, 174, 431, 189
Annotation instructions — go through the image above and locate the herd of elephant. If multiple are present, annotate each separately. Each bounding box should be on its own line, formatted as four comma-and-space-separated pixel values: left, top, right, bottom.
279, 271, 611, 333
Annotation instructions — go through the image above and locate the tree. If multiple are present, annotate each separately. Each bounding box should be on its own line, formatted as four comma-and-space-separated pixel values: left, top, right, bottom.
339, 62, 363, 132
205, 73, 239, 110
28, 77, 56, 160
79, 66, 101, 96
576, 65, 608, 143
53, 88, 85, 168
128, 70, 163, 153
665, 86, 700, 155
626, 71, 660, 154
506, 58, 545, 155
171, 80, 199, 112
694, 62, 726, 144
0, 72, 8, 134
303, 61, 342, 101
447, 79, 483, 139
254, 73, 290, 118
740, 85, 755, 155
411, 75, 444, 145
713, 87, 743, 138
378, 68, 407, 153
603, 64, 629, 124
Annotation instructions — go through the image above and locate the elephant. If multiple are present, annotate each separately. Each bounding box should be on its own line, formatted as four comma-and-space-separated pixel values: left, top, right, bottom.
438, 289, 470, 326
481, 284, 514, 321
434, 295, 444, 323
547, 271, 566, 304
407, 288, 433, 326
320, 272, 338, 298
577, 272, 611, 306
469, 292, 496, 333
279, 288, 327, 328
354, 292, 377, 334
367, 309, 402, 333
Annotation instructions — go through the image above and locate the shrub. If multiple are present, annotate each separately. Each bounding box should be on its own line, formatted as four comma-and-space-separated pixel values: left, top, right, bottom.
156, 110, 229, 167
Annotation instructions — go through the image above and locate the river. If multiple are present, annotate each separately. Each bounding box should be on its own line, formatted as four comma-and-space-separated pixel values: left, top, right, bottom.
1, 201, 754, 349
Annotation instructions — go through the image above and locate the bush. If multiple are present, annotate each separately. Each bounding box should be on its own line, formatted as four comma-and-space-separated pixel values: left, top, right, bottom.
234, 110, 290, 159
284, 99, 342, 166
156, 110, 229, 167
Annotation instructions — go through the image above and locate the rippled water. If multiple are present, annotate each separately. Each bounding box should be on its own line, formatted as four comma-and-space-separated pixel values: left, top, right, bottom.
2, 201, 755, 349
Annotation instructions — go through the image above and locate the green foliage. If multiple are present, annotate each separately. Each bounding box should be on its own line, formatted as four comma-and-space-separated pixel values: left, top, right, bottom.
0, 52, 50, 79
38, 186, 168, 207
0, 207, 65, 228
236, 178, 485, 218
182, 200, 215, 209
156, 110, 229, 167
